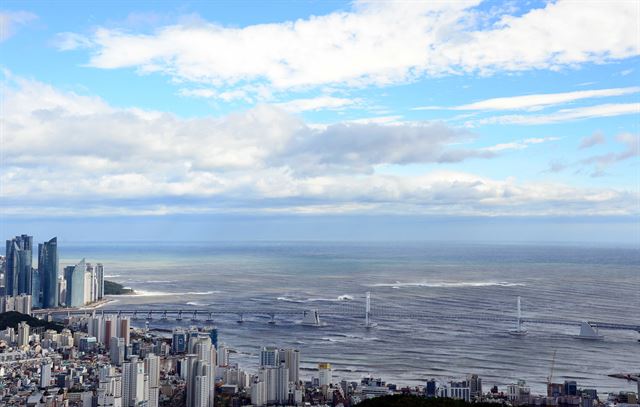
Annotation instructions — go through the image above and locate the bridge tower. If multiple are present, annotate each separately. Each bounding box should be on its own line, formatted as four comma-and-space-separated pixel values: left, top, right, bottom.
365, 291, 376, 328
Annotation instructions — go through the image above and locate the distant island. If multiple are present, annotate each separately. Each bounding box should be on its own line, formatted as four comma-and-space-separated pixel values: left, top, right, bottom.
104, 280, 135, 295
0, 311, 65, 333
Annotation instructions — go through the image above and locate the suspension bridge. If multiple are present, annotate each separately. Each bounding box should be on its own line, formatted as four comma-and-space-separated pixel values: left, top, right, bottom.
31, 293, 640, 337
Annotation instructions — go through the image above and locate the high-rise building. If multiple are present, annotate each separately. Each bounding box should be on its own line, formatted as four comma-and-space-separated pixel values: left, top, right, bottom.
275, 363, 290, 404
172, 328, 187, 354
123, 356, 147, 407
564, 380, 578, 396
251, 379, 267, 407
97, 373, 123, 407
18, 321, 30, 347
40, 361, 52, 388
145, 353, 160, 407
5, 235, 33, 298
318, 363, 332, 387
31, 267, 41, 308
210, 328, 219, 349
468, 374, 482, 398
119, 317, 131, 346
38, 237, 59, 309
95, 263, 104, 299
279, 348, 300, 383
57, 277, 66, 307
260, 346, 279, 367
186, 336, 215, 407
217, 342, 228, 367
1, 294, 32, 314
110, 337, 125, 366
447, 380, 471, 402
104, 318, 116, 348
64, 259, 86, 307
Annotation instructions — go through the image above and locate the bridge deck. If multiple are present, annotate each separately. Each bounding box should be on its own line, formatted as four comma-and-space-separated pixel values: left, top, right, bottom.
32, 307, 640, 332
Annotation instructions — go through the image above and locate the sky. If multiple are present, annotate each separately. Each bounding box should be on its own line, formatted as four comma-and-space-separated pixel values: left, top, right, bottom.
0, 0, 638, 243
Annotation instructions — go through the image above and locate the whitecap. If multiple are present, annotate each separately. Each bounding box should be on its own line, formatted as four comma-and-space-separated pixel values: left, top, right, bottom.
122, 290, 218, 297
370, 281, 525, 288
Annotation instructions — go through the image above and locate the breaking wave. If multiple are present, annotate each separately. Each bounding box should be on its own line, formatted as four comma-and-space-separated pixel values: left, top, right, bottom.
124, 290, 218, 297
370, 281, 525, 289
277, 295, 354, 303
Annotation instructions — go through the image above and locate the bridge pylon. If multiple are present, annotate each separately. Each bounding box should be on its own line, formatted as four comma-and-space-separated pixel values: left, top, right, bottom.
364, 291, 377, 328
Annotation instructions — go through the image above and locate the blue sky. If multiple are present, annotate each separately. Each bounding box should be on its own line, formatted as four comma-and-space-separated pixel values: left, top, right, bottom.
0, 0, 638, 243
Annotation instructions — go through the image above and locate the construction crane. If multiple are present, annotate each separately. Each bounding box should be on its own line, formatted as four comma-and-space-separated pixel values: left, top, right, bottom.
546, 349, 557, 397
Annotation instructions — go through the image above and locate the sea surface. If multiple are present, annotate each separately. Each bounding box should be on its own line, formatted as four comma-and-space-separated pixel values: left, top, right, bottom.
59, 241, 640, 394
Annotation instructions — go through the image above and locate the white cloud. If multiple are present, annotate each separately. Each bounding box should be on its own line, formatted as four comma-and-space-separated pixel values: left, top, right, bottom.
473, 103, 640, 126
56, 0, 640, 94
0, 10, 37, 42
1, 77, 636, 217
275, 96, 357, 112
53, 32, 93, 50
414, 87, 640, 111
483, 137, 559, 153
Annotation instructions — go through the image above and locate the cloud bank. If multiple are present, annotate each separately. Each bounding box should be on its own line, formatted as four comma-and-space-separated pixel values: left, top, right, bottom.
55, 0, 640, 96
1, 76, 636, 218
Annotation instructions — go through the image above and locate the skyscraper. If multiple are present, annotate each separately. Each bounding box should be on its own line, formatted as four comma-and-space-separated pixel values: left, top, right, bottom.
186, 336, 215, 407
279, 348, 300, 383
38, 237, 59, 309
64, 259, 86, 307
123, 356, 147, 407
95, 263, 105, 299
145, 353, 160, 407
5, 235, 33, 298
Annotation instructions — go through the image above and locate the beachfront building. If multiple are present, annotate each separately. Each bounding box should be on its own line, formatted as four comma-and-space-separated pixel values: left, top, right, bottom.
38, 237, 59, 308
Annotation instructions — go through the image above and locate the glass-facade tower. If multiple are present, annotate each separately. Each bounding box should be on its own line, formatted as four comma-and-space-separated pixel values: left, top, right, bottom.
5, 235, 33, 297
39, 237, 59, 308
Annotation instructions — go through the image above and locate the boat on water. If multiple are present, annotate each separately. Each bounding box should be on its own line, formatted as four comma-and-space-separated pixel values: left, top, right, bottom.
302, 309, 321, 326
508, 296, 528, 336
574, 322, 605, 341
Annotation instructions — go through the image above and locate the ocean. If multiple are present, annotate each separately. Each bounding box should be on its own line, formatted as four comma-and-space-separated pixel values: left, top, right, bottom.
59, 241, 640, 394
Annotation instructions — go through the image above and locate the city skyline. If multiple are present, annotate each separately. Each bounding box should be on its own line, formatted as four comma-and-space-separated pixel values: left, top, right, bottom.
1, 0, 638, 243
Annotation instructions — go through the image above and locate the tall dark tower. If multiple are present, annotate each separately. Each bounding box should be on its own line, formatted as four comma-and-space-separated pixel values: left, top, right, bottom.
38, 237, 59, 308
5, 235, 33, 297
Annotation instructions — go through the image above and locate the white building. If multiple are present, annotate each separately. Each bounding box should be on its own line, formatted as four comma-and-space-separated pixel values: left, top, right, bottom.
318, 363, 332, 387
122, 356, 146, 407
251, 380, 267, 406
145, 353, 160, 407
446, 381, 471, 402
40, 362, 52, 388
280, 348, 300, 383
507, 380, 531, 405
